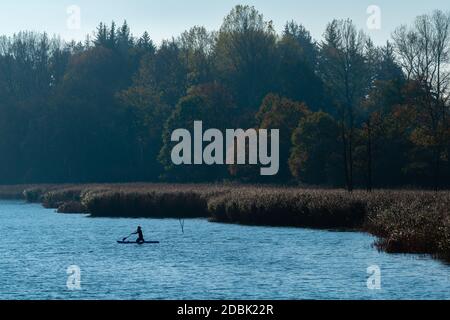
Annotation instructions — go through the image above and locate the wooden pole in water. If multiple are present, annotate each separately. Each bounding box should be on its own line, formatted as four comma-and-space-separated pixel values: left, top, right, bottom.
179, 219, 185, 234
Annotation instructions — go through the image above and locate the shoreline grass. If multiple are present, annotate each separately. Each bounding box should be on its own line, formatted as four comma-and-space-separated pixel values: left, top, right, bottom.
81, 184, 230, 218
1, 183, 448, 261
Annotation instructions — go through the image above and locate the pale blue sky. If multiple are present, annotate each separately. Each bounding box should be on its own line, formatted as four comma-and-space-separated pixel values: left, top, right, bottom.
0, 0, 449, 45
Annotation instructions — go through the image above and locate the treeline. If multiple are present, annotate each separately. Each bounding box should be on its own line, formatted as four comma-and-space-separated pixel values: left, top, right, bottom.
0, 5, 449, 189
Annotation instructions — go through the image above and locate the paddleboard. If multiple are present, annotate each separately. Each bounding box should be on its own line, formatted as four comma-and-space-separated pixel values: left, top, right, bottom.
117, 241, 160, 244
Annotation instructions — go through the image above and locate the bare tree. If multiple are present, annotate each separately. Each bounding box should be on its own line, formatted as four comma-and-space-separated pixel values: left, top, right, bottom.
393, 10, 450, 190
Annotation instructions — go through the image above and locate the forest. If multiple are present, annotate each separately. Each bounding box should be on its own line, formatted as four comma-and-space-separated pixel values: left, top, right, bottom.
0, 5, 449, 190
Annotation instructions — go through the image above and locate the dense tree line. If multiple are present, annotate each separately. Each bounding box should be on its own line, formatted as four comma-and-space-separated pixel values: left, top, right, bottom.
0, 5, 449, 189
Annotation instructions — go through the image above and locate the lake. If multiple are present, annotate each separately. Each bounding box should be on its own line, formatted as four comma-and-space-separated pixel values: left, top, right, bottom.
0, 200, 449, 300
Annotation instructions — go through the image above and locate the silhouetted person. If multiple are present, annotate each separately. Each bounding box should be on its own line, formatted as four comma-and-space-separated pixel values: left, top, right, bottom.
133, 226, 145, 244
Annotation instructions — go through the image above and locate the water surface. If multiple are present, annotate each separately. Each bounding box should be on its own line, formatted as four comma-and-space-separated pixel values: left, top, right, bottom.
0, 201, 448, 300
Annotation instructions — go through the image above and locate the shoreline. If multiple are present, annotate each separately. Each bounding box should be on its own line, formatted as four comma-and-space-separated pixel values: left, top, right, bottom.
1, 183, 449, 262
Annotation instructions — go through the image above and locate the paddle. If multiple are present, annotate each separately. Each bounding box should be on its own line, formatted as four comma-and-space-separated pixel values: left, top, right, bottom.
122, 233, 134, 241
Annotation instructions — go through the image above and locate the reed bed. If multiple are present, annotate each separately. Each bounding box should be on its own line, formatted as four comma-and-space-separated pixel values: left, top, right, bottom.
81, 184, 231, 218
0, 185, 35, 199
364, 191, 450, 259
208, 188, 367, 229
23, 185, 70, 203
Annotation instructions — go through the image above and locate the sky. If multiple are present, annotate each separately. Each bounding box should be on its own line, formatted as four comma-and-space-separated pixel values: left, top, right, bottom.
0, 0, 449, 45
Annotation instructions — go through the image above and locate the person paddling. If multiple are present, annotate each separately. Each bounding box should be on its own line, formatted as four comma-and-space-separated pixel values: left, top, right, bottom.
132, 226, 145, 244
